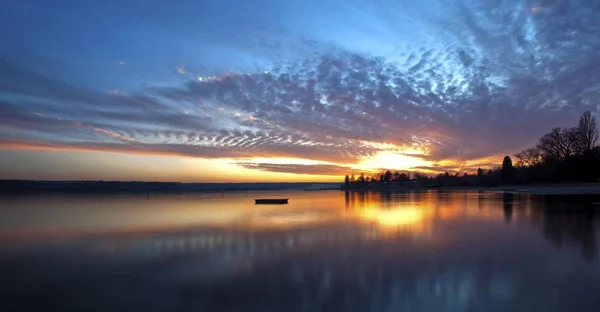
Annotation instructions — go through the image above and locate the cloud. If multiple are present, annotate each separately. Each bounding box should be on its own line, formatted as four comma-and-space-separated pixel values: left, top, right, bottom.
2, 0, 600, 176
235, 163, 353, 175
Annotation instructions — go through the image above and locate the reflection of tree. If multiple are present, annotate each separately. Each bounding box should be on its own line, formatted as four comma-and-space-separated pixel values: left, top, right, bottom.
380, 191, 392, 204
358, 191, 366, 206
503, 193, 514, 224
530, 196, 599, 260
344, 190, 350, 210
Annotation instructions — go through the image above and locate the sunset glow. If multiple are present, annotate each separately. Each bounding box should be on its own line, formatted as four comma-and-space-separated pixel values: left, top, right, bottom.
358, 150, 430, 172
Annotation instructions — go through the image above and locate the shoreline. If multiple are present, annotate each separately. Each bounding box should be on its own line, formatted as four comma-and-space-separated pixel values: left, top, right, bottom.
344, 182, 600, 195
483, 183, 600, 195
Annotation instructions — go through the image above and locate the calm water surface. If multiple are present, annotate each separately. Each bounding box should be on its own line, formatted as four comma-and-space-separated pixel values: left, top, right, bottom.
1, 190, 600, 311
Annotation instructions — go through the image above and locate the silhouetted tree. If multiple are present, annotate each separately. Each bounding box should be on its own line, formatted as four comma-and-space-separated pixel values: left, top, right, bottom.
577, 111, 599, 153
537, 127, 579, 161
515, 147, 543, 167
350, 174, 356, 183
513, 111, 600, 183
477, 168, 484, 177
344, 175, 350, 185
413, 172, 427, 180
384, 170, 392, 182
359, 173, 365, 183
380, 174, 384, 183
501, 156, 516, 184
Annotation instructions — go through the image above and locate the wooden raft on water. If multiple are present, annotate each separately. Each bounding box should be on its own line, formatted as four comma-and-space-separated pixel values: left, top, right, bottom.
255, 198, 289, 204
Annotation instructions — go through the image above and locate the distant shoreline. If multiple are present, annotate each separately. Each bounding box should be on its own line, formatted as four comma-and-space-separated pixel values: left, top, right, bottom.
0, 180, 341, 194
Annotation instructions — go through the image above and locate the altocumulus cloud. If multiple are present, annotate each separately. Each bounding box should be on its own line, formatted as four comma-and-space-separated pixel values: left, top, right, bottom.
1, 0, 600, 175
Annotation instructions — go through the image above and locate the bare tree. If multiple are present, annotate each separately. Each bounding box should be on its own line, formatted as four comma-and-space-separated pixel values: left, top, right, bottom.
515, 147, 543, 167
537, 127, 579, 161
577, 111, 599, 152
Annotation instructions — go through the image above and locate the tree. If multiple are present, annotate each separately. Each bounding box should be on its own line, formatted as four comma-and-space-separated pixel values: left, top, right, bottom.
577, 111, 599, 153
359, 173, 365, 183
477, 168, 484, 177
384, 170, 392, 182
537, 127, 579, 161
501, 156, 515, 184
502, 156, 513, 169
350, 174, 356, 183
380, 174, 384, 183
515, 147, 543, 167
413, 172, 427, 180
344, 175, 350, 185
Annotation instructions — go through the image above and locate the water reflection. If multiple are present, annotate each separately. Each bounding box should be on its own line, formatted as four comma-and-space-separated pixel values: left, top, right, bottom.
528, 195, 599, 261
345, 191, 426, 231
503, 193, 514, 223
1, 191, 600, 311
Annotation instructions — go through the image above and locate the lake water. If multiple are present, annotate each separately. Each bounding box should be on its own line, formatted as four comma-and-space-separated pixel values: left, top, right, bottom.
1, 190, 600, 311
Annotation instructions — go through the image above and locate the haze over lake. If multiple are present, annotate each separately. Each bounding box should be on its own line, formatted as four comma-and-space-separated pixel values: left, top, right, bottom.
1, 190, 600, 311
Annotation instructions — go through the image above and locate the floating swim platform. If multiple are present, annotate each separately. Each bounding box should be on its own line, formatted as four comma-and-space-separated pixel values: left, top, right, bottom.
255, 198, 289, 204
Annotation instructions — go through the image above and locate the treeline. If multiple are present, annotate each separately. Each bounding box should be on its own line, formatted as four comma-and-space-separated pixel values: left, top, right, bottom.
344, 170, 430, 185
343, 168, 499, 188
343, 111, 600, 188
512, 111, 600, 183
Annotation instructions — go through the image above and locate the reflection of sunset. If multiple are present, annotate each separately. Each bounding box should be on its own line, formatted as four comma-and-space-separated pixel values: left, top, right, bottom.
357, 207, 423, 228
0, 191, 514, 245
343, 190, 513, 236
345, 191, 429, 232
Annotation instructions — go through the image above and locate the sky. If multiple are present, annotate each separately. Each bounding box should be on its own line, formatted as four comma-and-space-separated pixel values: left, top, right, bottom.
1, 0, 600, 182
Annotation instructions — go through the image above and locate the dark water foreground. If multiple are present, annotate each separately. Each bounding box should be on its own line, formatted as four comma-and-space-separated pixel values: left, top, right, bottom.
1, 191, 600, 312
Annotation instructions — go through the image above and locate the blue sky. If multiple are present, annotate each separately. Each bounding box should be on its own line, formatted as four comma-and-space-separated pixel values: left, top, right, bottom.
1, 0, 600, 181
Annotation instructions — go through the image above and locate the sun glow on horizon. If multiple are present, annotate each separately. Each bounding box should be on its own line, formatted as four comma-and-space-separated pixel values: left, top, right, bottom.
358, 150, 430, 171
